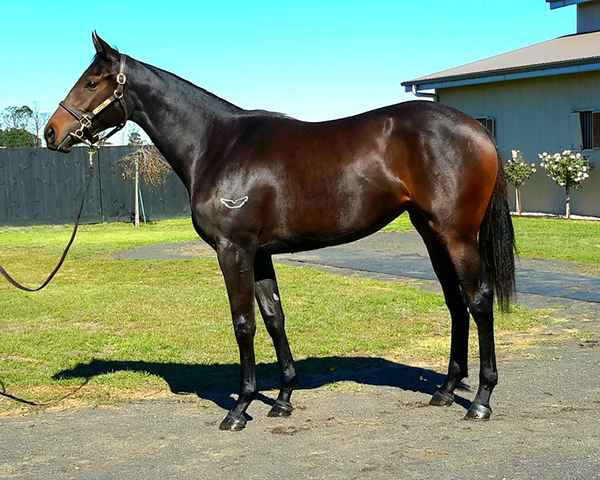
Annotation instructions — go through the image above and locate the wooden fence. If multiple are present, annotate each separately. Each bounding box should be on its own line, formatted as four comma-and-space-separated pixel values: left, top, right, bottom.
0, 146, 189, 225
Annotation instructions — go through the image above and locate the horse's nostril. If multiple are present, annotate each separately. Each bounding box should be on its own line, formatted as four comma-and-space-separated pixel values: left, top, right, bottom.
45, 127, 56, 144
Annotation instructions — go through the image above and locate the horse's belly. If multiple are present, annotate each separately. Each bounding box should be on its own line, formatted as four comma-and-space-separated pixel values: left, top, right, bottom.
264, 188, 405, 253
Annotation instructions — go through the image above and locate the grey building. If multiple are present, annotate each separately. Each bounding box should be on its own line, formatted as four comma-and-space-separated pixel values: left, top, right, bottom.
403, 0, 600, 217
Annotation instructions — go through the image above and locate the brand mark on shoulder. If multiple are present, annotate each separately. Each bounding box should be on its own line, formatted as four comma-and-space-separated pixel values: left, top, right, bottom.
220, 196, 249, 209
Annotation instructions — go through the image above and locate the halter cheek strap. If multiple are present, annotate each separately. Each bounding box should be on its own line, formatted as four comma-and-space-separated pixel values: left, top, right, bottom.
59, 54, 129, 146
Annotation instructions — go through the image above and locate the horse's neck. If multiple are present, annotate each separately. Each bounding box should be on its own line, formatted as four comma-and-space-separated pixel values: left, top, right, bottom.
128, 59, 241, 190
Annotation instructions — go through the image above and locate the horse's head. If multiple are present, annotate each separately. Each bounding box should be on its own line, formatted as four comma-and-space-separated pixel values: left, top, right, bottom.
45, 32, 130, 152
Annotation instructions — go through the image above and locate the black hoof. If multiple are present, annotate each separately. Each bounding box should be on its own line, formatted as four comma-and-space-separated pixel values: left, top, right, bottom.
267, 400, 293, 417
219, 413, 247, 431
430, 390, 455, 407
464, 402, 492, 421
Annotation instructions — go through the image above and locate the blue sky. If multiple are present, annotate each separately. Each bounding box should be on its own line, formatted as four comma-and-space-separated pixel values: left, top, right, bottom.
1, 1, 574, 124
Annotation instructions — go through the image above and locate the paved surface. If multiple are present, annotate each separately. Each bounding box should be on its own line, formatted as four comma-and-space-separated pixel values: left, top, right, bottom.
114, 232, 600, 304
2, 232, 600, 479
281, 232, 600, 305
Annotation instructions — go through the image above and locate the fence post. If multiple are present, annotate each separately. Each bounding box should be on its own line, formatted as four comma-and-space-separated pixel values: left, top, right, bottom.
96, 147, 105, 222
134, 157, 140, 228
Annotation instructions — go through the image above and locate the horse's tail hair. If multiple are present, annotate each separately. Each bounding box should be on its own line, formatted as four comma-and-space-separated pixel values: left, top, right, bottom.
478, 148, 516, 313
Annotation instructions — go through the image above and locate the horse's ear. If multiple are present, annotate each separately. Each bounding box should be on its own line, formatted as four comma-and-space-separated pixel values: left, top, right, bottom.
92, 31, 117, 58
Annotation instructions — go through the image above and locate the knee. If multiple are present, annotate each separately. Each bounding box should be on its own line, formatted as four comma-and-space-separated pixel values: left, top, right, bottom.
234, 314, 256, 338
257, 286, 284, 324
259, 299, 285, 336
264, 312, 285, 335
468, 287, 493, 320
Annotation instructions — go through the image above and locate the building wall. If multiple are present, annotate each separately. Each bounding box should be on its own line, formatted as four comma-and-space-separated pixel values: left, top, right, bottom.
437, 71, 600, 216
578, 1, 600, 33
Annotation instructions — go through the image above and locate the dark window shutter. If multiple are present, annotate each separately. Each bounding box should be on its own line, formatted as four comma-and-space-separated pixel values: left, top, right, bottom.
593, 112, 600, 148
580, 111, 593, 149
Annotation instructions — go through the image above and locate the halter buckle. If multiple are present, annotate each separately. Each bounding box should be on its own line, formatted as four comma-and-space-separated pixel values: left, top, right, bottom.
73, 127, 86, 141
116, 73, 126, 85
114, 89, 124, 99
80, 115, 92, 128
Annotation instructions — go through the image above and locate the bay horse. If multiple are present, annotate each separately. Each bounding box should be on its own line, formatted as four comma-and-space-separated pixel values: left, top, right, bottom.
45, 33, 515, 431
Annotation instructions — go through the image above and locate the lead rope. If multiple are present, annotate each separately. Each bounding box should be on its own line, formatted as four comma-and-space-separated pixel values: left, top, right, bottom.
0, 148, 96, 292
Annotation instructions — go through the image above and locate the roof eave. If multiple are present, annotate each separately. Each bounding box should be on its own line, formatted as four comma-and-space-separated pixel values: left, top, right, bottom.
402, 60, 600, 92
547, 0, 593, 9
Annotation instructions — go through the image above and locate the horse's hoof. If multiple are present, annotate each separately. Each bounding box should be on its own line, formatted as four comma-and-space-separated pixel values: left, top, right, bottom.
429, 390, 455, 407
464, 402, 492, 421
267, 400, 293, 417
219, 414, 247, 431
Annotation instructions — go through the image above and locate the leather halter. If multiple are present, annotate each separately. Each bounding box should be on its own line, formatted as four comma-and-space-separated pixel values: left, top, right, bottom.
59, 54, 129, 146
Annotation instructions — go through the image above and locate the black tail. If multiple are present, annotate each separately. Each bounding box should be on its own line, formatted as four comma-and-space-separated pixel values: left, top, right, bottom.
478, 151, 516, 313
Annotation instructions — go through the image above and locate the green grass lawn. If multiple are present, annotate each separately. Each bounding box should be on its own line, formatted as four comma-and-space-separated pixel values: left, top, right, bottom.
0, 217, 548, 413
385, 215, 600, 273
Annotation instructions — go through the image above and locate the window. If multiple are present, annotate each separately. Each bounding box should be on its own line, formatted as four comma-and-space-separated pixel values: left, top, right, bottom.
476, 117, 496, 140
579, 111, 600, 149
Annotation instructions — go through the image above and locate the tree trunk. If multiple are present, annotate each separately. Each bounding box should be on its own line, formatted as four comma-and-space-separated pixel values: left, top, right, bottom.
139, 186, 147, 224
515, 188, 522, 215
134, 158, 140, 228
565, 188, 571, 219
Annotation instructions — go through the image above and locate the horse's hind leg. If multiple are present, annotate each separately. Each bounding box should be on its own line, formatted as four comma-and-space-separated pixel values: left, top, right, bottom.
410, 213, 470, 406
254, 252, 297, 417
445, 237, 497, 420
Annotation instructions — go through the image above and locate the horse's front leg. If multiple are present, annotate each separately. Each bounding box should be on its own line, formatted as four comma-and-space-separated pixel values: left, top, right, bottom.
217, 241, 257, 431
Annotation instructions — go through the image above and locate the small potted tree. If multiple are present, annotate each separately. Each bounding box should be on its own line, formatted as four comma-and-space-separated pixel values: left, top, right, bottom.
538, 150, 591, 219
505, 149, 536, 215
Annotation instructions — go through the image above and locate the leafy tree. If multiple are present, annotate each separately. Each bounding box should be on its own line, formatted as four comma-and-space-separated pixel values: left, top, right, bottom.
120, 126, 170, 226
505, 149, 536, 215
0, 105, 40, 148
539, 150, 592, 219
120, 144, 171, 186
30, 103, 48, 147
2, 105, 33, 130
0, 128, 37, 148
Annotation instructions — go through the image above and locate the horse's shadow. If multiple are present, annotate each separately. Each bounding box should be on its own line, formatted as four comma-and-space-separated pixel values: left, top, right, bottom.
51, 356, 472, 411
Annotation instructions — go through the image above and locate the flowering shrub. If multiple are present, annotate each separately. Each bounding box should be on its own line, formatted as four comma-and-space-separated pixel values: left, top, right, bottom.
538, 150, 592, 218
506, 150, 536, 187
505, 149, 536, 214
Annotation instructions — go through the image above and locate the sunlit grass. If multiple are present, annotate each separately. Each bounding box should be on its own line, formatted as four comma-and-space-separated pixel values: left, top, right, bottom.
0, 217, 549, 412
382, 214, 413, 233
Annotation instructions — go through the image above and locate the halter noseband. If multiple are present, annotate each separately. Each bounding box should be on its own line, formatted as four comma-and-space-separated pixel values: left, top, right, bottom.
59, 54, 129, 146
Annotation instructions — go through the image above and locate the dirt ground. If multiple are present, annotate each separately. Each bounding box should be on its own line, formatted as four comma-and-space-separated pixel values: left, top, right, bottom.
2, 233, 600, 480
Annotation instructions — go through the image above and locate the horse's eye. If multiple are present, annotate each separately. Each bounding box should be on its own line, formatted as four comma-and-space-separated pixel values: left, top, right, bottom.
85, 80, 97, 90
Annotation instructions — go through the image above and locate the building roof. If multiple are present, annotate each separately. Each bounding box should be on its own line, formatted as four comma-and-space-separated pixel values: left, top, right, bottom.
403, 30, 600, 92
547, 0, 594, 9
